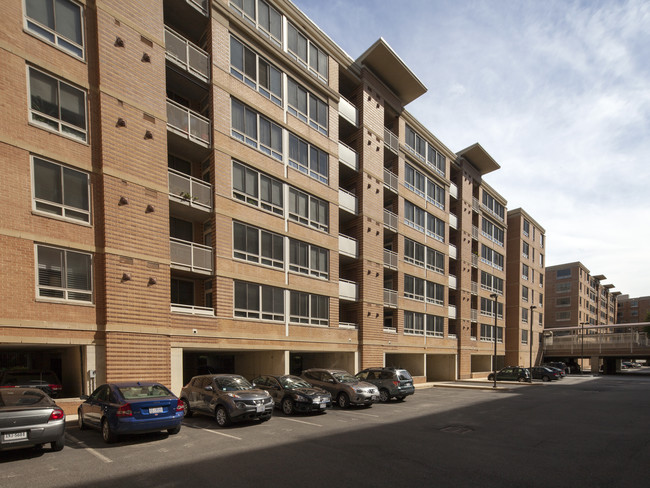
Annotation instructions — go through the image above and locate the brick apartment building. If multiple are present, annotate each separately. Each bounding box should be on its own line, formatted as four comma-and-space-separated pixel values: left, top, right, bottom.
1, 0, 535, 396
617, 295, 650, 324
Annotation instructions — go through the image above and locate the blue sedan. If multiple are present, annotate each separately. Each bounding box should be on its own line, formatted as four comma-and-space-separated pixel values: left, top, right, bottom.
78, 382, 184, 443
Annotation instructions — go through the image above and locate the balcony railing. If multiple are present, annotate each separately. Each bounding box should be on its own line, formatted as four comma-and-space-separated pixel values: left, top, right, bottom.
339, 234, 358, 258
448, 305, 457, 319
338, 188, 358, 215
472, 225, 479, 240
384, 288, 398, 308
167, 99, 211, 147
338, 321, 358, 330
338, 142, 358, 171
471, 281, 478, 295
339, 279, 358, 301
383, 208, 398, 232
171, 303, 214, 316
384, 128, 399, 154
471, 308, 478, 322
170, 237, 213, 274
383, 168, 398, 193
338, 96, 358, 127
471, 254, 478, 267
449, 274, 457, 290
384, 249, 398, 270
168, 169, 212, 211
164, 27, 210, 82
472, 197, 480, 212
449, 244, 457, 260
449, 183, 458, 199
449, 213, 458, 230
186, 0, 208, 15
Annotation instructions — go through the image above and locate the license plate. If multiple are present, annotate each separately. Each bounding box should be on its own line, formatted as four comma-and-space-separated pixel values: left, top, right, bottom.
371, 395, 378, 401
3, 431, 28, 441
256, 405, 264, 413
319, 403, 326, 409
149, 407, 163, 414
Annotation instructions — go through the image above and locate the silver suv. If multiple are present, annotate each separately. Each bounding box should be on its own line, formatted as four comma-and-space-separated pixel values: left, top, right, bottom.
355, 367, 415, 402
301, 369, 378, 408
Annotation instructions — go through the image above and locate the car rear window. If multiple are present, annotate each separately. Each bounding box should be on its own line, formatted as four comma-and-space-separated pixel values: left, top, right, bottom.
1, 371, 60, 385
397, 370, 412, 381
118, 384, 172, 400
0, 389, 53, 407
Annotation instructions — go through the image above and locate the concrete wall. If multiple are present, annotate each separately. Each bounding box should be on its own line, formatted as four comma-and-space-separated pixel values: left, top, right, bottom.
426, 354, 457, 381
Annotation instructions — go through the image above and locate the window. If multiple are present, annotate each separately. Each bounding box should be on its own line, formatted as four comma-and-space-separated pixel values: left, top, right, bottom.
522, 264, 529, 281
232, 161, 284, 215
171, 278, 194, 306
404, 201, 425, 232
234, 281, 284, 321
523, 219, 530, 237
480, 245, 504, 271
426, 314, 444, 337
522, 329, 528, 345
480, 323, 503, 342
426, 213, 445, 242
287, 79, 328, 135
28, 67, 87, 141
427, 145, 446, 178
556, 311, 571, 321
289, 239, 328, 278
404, 163, 425, 198
522, 308, 528, 323
229, 0, 282, 46
230, 36, 282, 105
288, 134, 328, 184
233, 222, 284, 268
426, 281, 444, 306
522, 285, 529, 302
556, 297, 571, 307
288, 188, 328, 232
556, 282, 571, 293
404, 311, 424, 335
480, 271, 503, 295
231, 99, 282, 160
426, 247, 445, 274
482, 218, 504, 246
480, 297, 503, 318
539, 273, 544, 287
287, 23, 328, 82
404, 275, 424, 301
36, 244, 92, 302
427, 178, 445, 210
404, 238, 424, 267
540, 234, 544, 248
405, 125, 425, 161
522, 241, 529, 258
25, 0, 84, 58
539, 253, 544, 266
556, 268, 571, 279
481, 191, 505, 221
290, 291, 328, 325
32, 155, 90, 223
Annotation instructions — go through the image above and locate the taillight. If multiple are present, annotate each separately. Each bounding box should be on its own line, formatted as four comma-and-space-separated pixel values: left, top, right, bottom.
393, 381, 400, 386
176, 400, 185, 412
49, 384, 63, 391
116, 404, 133, 417
49, 408, 64, 421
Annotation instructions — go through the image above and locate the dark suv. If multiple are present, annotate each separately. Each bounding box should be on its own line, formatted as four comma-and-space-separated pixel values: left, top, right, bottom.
487, 367, 531, 382
180, 374, 273, 427
0, 370, 63, 398
355, 367, 415, 402
301, 369, 378, 408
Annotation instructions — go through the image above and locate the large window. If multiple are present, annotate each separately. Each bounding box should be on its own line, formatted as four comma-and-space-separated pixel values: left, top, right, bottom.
287, 78, 328, 135
556, 311, 571, 321
482, 218, 504, 246
171, 278, 194, 306
426, 315, 444, 337
523, 219, 530, 237
426, 247, 445, 274
287, 23, 328, 82
522, 285, 529, 302
480, 245, 504, 270
25, 0, 84, 58
289, 239, 328, 279
426, 179, 445, 210
426, 281, 444, 306
404, 275, 424, 301
288, 188, 328, 231
32, 155, 89, 223
522, 264, 529, 281
556, 282, 571, 293
230, 36, 282, 106
233, 222, 284, 269
426, 213, 445, 242
404, 125, 446, 177
482, 191, 505, 221
36, 244, 92, 302
556, 268, 571, 279
480, 323, 503, 343
556, 297, 571, 307
231, 99, 282, 160
232, 161, 283, 215
404, 311, 424, 335
290, 291, 328, 325
288, 134, 328, 184
28, 67, 87, 142
229, 0, 282, 46
404, 201, 425, 232
480, 271, 503, 295
480, 297, 503, 318
404, 163, 425, 198
234, 281, 284, 321
404, 238, 425, 267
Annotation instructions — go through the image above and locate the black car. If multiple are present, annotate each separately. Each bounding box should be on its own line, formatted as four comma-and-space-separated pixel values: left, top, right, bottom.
487, 367, 531, 382
252, 375, 332, 415
0, 370, 63, 398
543, 362, 569, 375
530, 366, 561, 382
180, 374, 273, 427
355, 367, 415, 402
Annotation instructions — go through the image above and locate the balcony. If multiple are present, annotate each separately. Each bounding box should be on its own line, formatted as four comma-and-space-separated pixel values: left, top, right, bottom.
338, 96, 358, 127
449, 213, 458, 230
449, 183, 458, 199
339, 279, 358, 301
186, 0, 208, 15
471, 281, 478, 295
449, 244, 457, 260
168, 169, 212, 212
339, 188, 358, 215
383, 168, 398, 193
384, 128, 399, 154
167, 99, 211, 147
472, 225, 479, 240
338, 142, 358, 172
165, 27, 210, 83
339, 234, 358, 259
471, 308, 478, 322
383, 208, 398, 232
338, 322, 358, 330
384, 249, 398, 270
449, 274, 457, 290
384, 288, 398, 308
448, 305, 457, 319
471, 254, 478, 267
170, 237, 213, 274
171, 303, 214, 316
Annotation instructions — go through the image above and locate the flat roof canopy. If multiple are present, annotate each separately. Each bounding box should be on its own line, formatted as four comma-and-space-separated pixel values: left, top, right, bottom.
457, 143, 500, 175
594, 274, 607, 280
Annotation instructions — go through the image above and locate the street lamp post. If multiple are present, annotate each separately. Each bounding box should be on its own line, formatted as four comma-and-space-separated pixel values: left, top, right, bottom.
491, 293, 499, 389
529, 305, 537, 381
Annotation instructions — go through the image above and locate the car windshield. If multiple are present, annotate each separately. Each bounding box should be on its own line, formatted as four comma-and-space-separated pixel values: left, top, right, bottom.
280, 376, 311, 389
331, 372, 357, 383
216, 376, 252, 391
118, 384, 172, 400
0, 389, 52, 407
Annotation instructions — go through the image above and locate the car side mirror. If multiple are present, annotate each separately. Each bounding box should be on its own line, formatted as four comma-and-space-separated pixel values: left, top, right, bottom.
204, 386, 213, 392
80, 395, 89, 400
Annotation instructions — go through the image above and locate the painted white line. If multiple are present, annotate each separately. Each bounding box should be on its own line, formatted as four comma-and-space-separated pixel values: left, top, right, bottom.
198, 428, 242, 440
276, 417, 323, 427
339, 410, 380, 418
66, 434, 113, 463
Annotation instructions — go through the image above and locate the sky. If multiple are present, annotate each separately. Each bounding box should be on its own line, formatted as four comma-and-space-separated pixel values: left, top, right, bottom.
291, 0, 650, 298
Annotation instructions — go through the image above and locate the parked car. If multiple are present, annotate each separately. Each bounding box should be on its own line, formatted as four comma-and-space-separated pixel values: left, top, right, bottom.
530, 366, 561, 382
0, 370, 63, 398
487, 367, 531, 382
78, 382, 184, 443
355, 367, 415, 402
545, 366, 566, 378
543, 362, 569, 375
0, 388, 65, 452
180, 374, 273, 427
301, 369, 379, 408
251, 375, 332, 415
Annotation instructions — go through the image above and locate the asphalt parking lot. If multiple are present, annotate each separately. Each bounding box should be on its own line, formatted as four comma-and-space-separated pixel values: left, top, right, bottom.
2, 374, 649, 487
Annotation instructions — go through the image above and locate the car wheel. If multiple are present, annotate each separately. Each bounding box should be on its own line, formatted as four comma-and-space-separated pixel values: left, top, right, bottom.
167, 425, 181, 435
181, 398, 192, 418
281, 398, 295, 415
518, 377, 525, 383
77, 409, 86, 430
337, 392, 350, 408
542, 376, 550, 382
488, 374, 494, 381
101, 419, 117, 444
379, 389, 390, 403
396, 396, 406, 401
51, 435, 65, 452
215, 406, 231, 427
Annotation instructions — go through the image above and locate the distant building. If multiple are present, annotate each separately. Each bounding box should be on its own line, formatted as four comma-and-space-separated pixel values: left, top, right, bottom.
617, 295, 650, 324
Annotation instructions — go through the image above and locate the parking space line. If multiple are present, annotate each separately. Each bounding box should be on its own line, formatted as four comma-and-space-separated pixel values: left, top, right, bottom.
276, 417, 323, 427
338, 410, 380, 418
66, 434, 113, 463
197, 428, 242, 440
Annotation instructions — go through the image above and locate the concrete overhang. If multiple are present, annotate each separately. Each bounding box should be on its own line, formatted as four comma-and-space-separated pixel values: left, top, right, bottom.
594, 274, 607, 280
356, 38, 427, 106
457, 143, 500, 175
604, 284, 615, 289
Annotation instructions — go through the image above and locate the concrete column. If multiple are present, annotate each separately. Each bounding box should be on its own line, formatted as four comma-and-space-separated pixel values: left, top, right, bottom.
589, 356, 600, 374
170, 347, 183, 395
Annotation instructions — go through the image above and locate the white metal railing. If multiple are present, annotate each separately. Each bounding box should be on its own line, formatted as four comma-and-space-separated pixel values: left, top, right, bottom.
339, 279, 358, 301
338, 234, 358, 258
384, 168, 398, 193
471, 281, 478, 295
448, 305, 457, 319
471, 308, 478, 322
187, 0, 208, 15
166, 99, 211, 146
384, 249, 398, 269
449, 274, 457, 290
384, 288, 398, 308
472, 225, 479, 240
338, 142, 358, 171
338, 322, 358, 329
164, 27, 210, 82
384, 326, 397, 333
449, 244, 457, 260
168, 169, 212, 210
472, 197, 480, 212
449, 213, 458, 230
471, 254, 478, 267
383, 209, 398, 232
171, 303, 214, 316
384, 128, 399, 154
544, 331, 650, 354
338, 96, 358, 127
449, 183, 458, 199
338, 188, 358, 214
170, 237, 213, 274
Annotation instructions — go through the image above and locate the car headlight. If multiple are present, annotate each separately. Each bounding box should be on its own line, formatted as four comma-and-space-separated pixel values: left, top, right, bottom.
235, 402, 246, 409
354, 388, 362, 393
293, 394, 309, 402
226, 393, 241, 398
